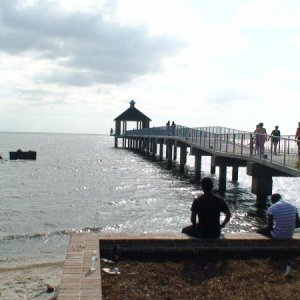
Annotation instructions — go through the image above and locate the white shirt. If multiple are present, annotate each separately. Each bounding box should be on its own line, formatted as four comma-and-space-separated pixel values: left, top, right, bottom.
267, 200, 297, 239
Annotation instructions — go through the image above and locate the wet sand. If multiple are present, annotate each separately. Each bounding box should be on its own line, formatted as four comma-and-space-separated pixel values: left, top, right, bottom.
0, 262, 63, 300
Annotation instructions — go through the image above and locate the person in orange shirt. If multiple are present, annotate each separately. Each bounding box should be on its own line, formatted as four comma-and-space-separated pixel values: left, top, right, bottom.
295, 122, 300, 157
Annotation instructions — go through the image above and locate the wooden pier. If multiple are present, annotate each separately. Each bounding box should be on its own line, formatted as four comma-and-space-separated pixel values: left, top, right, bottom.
114, 125, 299, 206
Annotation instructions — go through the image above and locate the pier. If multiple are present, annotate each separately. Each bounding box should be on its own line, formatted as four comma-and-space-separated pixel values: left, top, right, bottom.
113, 102, 299, 206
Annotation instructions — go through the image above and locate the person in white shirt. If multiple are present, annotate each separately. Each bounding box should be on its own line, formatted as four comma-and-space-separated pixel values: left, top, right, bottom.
257, 193, 300, 239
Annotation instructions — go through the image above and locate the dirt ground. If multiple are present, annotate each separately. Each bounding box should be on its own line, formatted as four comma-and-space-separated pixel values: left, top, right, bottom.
101, 252, 300, 300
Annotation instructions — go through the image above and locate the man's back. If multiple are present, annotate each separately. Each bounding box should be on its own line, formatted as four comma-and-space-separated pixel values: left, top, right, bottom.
267, 200, 297, 239
271, 129, 280, 137
192, 192, 229, 238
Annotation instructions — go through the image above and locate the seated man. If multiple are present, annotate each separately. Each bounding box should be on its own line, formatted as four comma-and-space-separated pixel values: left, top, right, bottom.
182, 177, 231, 238
257, 193, 300, 239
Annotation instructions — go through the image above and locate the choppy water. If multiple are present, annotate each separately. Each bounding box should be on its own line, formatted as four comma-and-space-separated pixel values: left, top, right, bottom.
0, 132, 300, 268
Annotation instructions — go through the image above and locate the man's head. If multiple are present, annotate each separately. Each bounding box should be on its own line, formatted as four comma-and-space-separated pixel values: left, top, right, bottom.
201, 177, 213, 192
271, 193, 282, 204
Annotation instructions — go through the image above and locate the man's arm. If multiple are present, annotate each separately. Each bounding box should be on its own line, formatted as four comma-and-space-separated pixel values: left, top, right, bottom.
295, 212, 300, 228
191, 211, 197, 227
220, 210, 231, 228
267, 214, 274, 231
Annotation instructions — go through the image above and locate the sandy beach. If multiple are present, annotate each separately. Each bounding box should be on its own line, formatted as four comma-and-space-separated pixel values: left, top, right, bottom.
0, 262, 63, 300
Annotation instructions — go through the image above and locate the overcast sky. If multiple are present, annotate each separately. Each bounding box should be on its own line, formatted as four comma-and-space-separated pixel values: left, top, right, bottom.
1, 0, 299, 135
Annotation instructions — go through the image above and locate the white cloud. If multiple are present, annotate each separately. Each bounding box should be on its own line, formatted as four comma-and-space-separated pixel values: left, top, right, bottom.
264, 68, 300, 81
0, 0, 184, 86
233, 0, 300, 28
0, 0, 300, 134
290, 35, 300, 48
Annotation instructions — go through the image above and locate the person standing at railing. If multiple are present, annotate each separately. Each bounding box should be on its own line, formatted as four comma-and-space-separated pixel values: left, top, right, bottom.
270, 125, 280, 155
166, 120, 170, 136
253, 124, 260, 155
260, 122, 267, 135
257, 123, 267, 158
171, 121, 176, 136
295, 122, 300, 157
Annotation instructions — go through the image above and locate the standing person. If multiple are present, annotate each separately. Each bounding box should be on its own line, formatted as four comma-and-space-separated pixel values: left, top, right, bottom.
260, 122, 267, 135
270, 125, 280, 155
295, 122, 300, 157
182, 177, 231, 238
166, 121, 170, 136
257, 193, 300, 239
257, 123, 267, 158
253, 124, 260, 155
171, 121, 176, 136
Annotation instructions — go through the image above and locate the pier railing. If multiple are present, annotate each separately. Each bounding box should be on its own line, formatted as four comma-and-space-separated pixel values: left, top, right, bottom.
124, 125, 300, 173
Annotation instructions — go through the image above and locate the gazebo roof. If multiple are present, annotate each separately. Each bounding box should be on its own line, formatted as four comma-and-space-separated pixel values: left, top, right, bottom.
114, 100, 151, 122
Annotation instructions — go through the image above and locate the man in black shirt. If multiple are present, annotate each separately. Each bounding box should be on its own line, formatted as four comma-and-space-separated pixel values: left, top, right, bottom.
270, 125, 280, 155
182, 177, 231, 238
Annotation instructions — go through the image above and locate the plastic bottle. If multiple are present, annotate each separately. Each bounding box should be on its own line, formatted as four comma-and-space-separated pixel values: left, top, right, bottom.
284, 258, 293, 276
285, 264, 291, 276
91, 251, 97, 272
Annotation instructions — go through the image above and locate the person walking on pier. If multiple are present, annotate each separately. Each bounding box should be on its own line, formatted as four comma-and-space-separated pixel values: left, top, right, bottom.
270, 125, 280, 155
257, 193, 300, 239
295, 122, 300, 157
182, 177, 231, 238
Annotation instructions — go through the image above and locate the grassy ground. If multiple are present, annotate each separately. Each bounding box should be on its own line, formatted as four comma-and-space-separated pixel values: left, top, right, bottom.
101, 252, 300, 300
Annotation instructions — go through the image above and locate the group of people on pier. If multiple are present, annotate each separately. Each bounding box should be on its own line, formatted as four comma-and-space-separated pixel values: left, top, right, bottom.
251, 121, 300, 158
252, 122, 268, 158
166, 120, 176, 136
182, 177, 300, 240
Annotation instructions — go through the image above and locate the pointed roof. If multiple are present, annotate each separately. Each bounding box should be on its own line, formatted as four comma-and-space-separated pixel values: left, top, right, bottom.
114, 100, 151, 121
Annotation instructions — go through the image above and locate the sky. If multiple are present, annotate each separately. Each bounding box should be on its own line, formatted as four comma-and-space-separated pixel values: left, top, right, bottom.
0, 0, 300, 135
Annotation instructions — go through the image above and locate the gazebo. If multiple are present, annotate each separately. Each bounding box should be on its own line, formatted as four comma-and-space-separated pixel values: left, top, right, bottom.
113, 100, 151, 147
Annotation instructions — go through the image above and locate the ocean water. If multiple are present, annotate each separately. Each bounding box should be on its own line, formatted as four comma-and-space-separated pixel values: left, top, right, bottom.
0, 132, 300, 269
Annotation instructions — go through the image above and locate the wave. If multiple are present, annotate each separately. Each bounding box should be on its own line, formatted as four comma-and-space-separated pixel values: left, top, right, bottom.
0, 224, 131, 241
0, 226, 104, 241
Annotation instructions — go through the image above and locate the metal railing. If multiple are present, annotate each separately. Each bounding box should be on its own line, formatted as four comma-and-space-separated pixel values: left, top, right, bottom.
124, 125, 300, 174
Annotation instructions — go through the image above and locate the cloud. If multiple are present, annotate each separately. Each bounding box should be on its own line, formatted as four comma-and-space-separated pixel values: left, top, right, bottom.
233, 0, 300, 29
206, 88, 254, 107
0, 0, 184, 86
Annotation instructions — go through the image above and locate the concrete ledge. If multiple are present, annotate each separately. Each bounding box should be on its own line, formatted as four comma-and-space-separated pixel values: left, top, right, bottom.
99, 232, 300, 255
